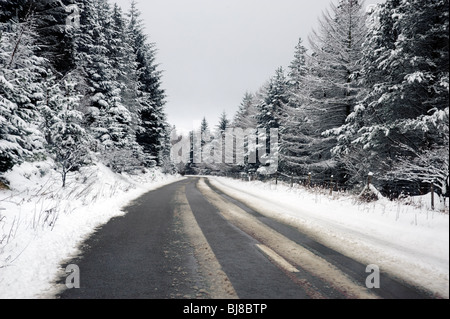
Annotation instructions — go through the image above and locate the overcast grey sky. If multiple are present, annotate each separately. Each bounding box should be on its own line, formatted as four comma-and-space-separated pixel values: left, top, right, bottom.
110, 0, 385, 133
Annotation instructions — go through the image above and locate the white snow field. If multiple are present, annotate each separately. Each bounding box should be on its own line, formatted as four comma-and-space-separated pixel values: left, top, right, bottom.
208, 176, 449, 299
0, 160, 184, 299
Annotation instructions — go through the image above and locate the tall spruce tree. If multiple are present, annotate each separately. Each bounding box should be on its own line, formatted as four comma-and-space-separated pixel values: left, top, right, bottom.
255, 68, 288, 173
128, 0, 167, 165
279, 38, 315, 175
308, 0, 367, 127
306, 0, 368, 182
231, 92, 259, 172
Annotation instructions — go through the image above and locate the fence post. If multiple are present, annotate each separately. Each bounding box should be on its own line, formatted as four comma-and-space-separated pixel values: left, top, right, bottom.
431, 180, 435, 210
307, 172, 312, 188
290, 175, 294, 188
329, 175, 334, 195
275, 172, 278, 185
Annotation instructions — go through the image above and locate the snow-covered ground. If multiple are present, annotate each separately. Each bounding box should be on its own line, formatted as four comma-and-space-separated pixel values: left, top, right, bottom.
208, 176, 449, 298
0, 160, 184, 299
1, 165, 447, 299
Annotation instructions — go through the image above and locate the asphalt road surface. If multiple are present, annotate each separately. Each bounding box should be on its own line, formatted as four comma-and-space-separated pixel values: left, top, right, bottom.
55, 177, 434, 299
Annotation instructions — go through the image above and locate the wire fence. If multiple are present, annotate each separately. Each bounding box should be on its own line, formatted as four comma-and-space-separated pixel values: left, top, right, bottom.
224, 171, 349, 192
220, 171, 446, 211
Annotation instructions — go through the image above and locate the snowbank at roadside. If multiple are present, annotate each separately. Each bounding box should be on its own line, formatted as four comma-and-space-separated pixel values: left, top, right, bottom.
0, 160, 183, 299
208, 176, 449, 298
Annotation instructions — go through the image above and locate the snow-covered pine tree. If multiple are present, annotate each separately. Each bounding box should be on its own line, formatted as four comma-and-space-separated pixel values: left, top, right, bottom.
308, 0, 367, 125
158, 123, 177, 174
0, 11, 47, 172
210, 111, 230, 170
279, 38, 315, 175
232, 91, 258, 130
72, 0, 144, 172
255, 67, 288, 174
110, 3, 140, 122
101, 1, 146, 172
330, 0, 449, 194
200, 116, 210, 148
217, 111, 230, 134
231, 92, 259, 172
256, 67, 289, 131
188, 117, 211, 173
72, 0, 110, 124
306, 0, 368, 182
128, 0, 167, 166
288, 38, 309, 93
41, 76, 90, 187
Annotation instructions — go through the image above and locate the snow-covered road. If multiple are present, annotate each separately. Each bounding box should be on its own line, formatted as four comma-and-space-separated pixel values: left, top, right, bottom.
207, 176, 449, 298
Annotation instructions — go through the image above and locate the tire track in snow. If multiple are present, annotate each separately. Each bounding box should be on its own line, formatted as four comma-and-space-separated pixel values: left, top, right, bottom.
173, 185, 238, 299
197, 178, 378, 299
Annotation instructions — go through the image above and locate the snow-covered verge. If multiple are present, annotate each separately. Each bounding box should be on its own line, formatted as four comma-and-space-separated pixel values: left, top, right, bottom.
208, 176, 449, 298
0, 160, 184, 299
